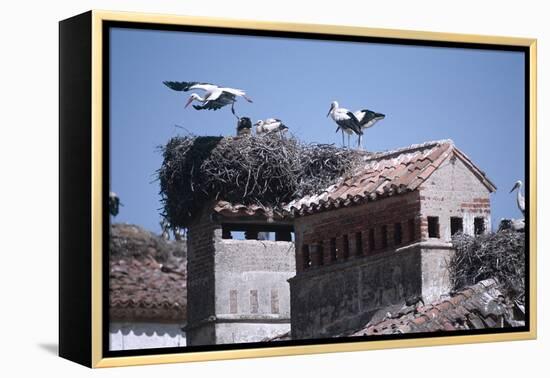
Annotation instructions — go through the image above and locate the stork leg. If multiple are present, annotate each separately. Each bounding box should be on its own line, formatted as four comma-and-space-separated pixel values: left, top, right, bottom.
231, 102, 240, 120
347, 133, 350, 148
341, 130, 345, 147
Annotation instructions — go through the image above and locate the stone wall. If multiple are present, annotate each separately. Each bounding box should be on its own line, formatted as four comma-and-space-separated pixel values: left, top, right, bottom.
289, 245, 421, 339
289, 242, 454, 339
186, 206, 296, 345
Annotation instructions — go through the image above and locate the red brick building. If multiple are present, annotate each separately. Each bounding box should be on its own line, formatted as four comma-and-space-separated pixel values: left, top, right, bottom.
285, 140, 497, 339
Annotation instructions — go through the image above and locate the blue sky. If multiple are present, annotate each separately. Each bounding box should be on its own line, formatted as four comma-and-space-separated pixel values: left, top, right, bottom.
110, 27, 525, 233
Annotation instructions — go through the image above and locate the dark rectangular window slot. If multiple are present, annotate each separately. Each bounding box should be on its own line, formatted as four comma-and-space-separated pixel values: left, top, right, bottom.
330, 238, 337, 262
355, 232, 363, 256
368, 229, 375, 253
302, 244, 311, 270
222, 227, 233, 239
342, 235, 350, 259
408, 219, 416, 242
394, 222, 402, 245
451, 217, 463, 236
275, 231, 292, 241
474, 217, 486, 235
245, 230, 259, 240
381, 226, 388, 249
317, 241, 324, 266
428, 216, 440, 238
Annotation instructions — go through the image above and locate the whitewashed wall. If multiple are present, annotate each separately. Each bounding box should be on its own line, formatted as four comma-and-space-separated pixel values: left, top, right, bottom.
109, 322, 186, 350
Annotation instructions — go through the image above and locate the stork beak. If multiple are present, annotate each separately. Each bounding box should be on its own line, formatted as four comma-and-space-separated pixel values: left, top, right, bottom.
327, 104, 334, 117
510, 182, 519, 193
184, 96, 194, 108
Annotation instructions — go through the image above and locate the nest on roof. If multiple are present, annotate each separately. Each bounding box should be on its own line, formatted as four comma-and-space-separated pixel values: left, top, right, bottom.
450, 231, 525, 304
158, 134, 364, 227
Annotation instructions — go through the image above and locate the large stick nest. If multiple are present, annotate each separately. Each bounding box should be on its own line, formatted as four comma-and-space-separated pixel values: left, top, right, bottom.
158, 134, 364, 227
450, 231, 525, 304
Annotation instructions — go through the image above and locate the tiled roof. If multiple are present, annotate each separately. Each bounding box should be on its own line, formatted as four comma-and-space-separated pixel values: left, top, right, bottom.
109, 224, 187, 322
213, 200, 287, 221
286, 140, 496, 217
349, 279, 524, 336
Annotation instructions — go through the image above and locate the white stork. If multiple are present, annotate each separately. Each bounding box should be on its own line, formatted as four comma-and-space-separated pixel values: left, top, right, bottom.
255, 118, 289, 137
163, 81, 253, 119
510, 180, 525, 216
354, 109, 385, 148
327, 101, 363, 148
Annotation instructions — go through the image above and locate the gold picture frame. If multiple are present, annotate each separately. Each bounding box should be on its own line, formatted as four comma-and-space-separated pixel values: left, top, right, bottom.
59, 9, 537, 368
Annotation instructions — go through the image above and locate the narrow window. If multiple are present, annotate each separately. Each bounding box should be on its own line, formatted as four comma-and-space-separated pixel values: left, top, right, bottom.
317, 241, 325, 266
257, 231, 271, 240
381, 226, 388, 249
368, 229, 375, 253
428, 216, 440, 238
302, 244, 311, 270
394, 222, 402, 245
450, 217, 463, 236
250, 290, 259, 314
474, 217, 486, 235
229, 290, 238, 314
245, 229, 259, 240
408, 219, 416, 242
342, 235, 350, 259
270, 289, 279, 314
222, 227, 233, 239
355, 232, 363, 256
330, 237, 337, 262
275, 231, 292, 241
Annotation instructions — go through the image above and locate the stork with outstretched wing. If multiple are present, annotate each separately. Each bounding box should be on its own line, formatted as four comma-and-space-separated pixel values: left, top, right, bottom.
354, 109, 385, 148
327, 101, 363, 148
163, 81, 253, 119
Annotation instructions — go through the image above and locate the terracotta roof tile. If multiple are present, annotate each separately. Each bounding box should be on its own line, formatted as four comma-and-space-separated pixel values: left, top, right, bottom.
349, 279, 524, 336
109, 224, 187, 322
286, 140, 496, 216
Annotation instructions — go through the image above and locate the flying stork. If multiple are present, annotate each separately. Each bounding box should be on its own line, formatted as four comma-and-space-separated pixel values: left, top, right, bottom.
327, 101, 363, 148
510, 180, 525, 216
354, 109, 386, 148
163, 81, 253, 119
255, 118, 289, 137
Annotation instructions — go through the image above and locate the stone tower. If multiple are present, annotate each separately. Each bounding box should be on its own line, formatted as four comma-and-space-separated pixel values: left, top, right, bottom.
186, 201, 296, 345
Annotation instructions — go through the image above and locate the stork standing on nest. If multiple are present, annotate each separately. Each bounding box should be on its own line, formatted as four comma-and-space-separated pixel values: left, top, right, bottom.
255, 118, 289, 138
236, 117, 252, 136
510, 180, 525, 216
327, 101, 363, 148
354, 109, 385, 148
163, 81, 253, 119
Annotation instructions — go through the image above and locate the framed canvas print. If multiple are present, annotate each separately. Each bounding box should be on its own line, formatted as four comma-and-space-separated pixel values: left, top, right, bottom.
59, 10, 537, 368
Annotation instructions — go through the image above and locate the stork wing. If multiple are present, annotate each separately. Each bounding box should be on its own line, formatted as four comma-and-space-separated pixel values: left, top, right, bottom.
193, 92, 236, 111
346, 112, 363, 134
163, 81, 206, 91
220, 87, 246, 97
355, 109, 385, 128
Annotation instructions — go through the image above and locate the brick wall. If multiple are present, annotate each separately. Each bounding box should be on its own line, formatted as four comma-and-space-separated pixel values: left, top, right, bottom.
294, 191, 421, 273
419, 155, 492, 241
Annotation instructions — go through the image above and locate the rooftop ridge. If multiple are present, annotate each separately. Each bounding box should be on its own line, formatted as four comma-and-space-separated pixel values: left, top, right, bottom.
363, 139, 454, 163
